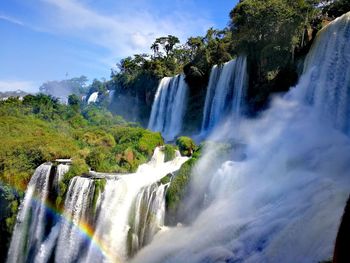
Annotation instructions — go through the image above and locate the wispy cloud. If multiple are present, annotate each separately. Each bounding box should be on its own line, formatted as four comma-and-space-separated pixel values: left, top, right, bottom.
0, 80, 39, 92
0, 14, 24, 26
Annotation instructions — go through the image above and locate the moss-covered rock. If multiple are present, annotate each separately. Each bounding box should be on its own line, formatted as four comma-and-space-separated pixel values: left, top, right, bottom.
176, 136, 196, 157
166, 158, 197, 211
165, 144, 203, 222
160, 173, 172, 185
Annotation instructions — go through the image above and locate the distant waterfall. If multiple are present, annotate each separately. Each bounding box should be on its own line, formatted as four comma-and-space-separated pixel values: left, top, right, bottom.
201, 56, 248, 134
87, 92, 99, 104
148, 75, 188, 141
292, 12, 350, 135
7, 148, 188, 263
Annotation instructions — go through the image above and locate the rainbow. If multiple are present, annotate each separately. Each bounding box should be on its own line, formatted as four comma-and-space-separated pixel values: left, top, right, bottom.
1, 180, 122, 263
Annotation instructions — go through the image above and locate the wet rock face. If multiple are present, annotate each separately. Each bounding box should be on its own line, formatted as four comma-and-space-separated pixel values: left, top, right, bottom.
333, 195, 350, 263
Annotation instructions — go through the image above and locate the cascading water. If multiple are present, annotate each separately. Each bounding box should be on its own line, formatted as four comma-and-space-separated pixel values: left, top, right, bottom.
128, 183, 168, 257
83, 147, 187, 263
53, 163, 70, 191
201, 56, 248, 135
148, 75, 188, 141
7, 163, 68, 263
7, 147, 187, 263
131, 12, 350, 263
108, 90, 116, 103
292, 12, 350, 135
54, 177, 96, 263
87, 92, 99, 104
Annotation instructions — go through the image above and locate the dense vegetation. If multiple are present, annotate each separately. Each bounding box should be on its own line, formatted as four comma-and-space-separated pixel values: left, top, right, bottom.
0, 94, 164, 258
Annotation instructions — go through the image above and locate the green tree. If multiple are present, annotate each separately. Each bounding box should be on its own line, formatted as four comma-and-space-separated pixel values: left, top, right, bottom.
229, 0, 319, 65
68, 94, 81, 112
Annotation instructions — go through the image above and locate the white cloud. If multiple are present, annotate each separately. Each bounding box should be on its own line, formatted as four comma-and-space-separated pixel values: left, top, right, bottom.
0, 80, 39, 92
38, 0, 213, 63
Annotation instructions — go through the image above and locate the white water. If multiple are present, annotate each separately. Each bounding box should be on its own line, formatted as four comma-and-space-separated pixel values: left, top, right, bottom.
129, 183, 168, 256
55, 177, 96, 263
87, 92, 99, 104
201, 56, 248, 135
148, 75, 188, 141
83, 147, 188, 263
7, 164, 53, 263
7, 147, 187, 263
53, 164, 70, 191
292, 12, 350, 135
132, 12, 350, 263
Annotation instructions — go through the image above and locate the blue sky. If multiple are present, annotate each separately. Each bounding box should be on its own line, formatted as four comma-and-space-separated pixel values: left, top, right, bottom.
0, 0, 238, 92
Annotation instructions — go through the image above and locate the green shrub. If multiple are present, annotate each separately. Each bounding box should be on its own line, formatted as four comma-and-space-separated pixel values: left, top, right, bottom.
86, 147, 117, 173
111, 127, 164, 172
163, 145, 177, 162
176, 136, 196, 157
137, 130, 164, 157
82, 130, 116, 148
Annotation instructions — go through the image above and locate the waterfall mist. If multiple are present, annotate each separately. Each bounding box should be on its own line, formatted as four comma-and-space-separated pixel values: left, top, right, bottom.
131, 12, 350, 263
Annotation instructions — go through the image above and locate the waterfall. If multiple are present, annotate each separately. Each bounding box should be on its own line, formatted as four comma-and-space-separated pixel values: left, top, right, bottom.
54, 177, 96, 263
108, 90, 115, 103
83, 147, 187, 263
87, 92, 99, 104
128, 183, 168, 256
148, 75, 188, 141
53, 164, 70, 191
292, 12, 350, 135
6, 163, 63, 263
131, 13, 350, 263
201, 56, 248, 134
7, 148, 188, 263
